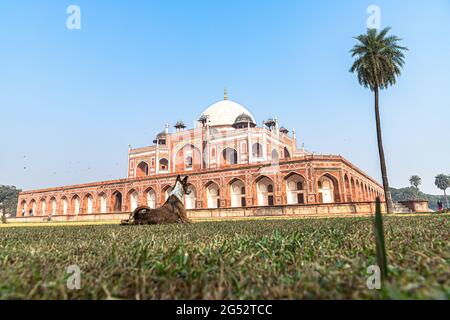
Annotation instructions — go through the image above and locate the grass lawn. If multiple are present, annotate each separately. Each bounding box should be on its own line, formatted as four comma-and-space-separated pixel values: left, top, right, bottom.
0, 215, 448, 299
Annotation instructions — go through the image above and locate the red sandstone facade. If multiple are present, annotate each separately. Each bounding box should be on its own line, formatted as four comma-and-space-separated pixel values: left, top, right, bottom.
16, 94, 384, 217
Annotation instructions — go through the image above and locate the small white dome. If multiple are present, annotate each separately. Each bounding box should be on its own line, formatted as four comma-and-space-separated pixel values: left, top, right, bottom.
197, 99, 256, 128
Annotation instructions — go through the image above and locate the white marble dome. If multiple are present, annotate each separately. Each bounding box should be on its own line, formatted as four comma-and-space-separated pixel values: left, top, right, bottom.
196, 99, 256, 128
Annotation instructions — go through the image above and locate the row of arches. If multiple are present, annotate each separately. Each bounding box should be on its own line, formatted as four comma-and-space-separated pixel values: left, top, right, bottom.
343, 174, 382, 203
135, 144, 292, 177
19, 173, 384, 216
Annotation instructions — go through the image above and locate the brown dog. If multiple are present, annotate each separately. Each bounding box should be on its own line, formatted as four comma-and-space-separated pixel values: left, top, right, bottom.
121, 175, 192, 225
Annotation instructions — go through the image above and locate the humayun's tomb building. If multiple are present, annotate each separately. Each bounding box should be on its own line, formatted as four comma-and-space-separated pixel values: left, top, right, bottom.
16, 91, 387, 220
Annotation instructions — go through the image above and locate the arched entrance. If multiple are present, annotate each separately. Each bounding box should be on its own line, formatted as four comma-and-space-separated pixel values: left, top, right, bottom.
252, 143, 263, 158
184, 185, 196, 209
83, 194, 93, 214
112, 191, 122, 212
230, 179, 246, 208
285, 173, 306, 204
20, 200, 27, 216
128, 190, 139, 212
206, 182, 220, 208
136, 161, 149, 177
29, 199, 36, 215
61, 197, 68, 215
72, 195, 80, 215
222, 148, 238, 165
271, 149, 279, 162
162, 186, 173, 202
39, 199, 46, 216
146, 188, 156, 208
318, 174, 339, 204
159, 158, 169, 172
50, 198, 57, 216
256, 176, 274, 206
98, 193, 107, 213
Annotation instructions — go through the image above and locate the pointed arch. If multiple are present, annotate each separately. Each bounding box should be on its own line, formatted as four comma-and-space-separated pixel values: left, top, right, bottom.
29, 199, 37, 216
221, 148, 238, 166
174, 144, 201, 171
49, 197, 57, 216
71, 195, 81, 215
229, 178, 246, 208
317, 174, 340, 204
61, 196, 68, 215
284, 173, 306, 205
284, 147, 291, 159
205, 181, 220, 208
19, 200, 27, 216
111, 191, 123, 213
252, 143, 263, 158
136, 161, 149, 177
161, 185, 173, 202
184, 184, 197, 209
82, 193, 94, 214
97, 192, 108, 214
271, 149, 279, 162
144, 187, 156, 209
126, 189, 139, 212
255, 175, 275, 206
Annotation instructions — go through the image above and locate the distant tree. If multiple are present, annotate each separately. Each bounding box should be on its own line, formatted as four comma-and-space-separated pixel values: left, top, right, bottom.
409, 175, 421, 199
350, 27, 408, 214
434, 174, 450, 208
0, 185, 21, 218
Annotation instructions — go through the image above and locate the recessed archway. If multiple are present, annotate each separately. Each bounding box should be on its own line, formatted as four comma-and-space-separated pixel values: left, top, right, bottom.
159, 158, 169, 172
50, 197, 57, 216
284, 147, 291, 159
71, 195, 81, 215
39, 198, 46, 216
98, 192, 107, 213
111, 191, 122, 213
136, 161, 149, 177
145, 187, 156, 209
82, 194, 94, 214
19, 200, 27, 216
271, 149, 279, 163
205, 181, 220, 208
184, 184, 197, 209
222, 148, 238, 166
256, 176, 274, 206
162, 185, 172, 202
230, 179, 246, 208
127, 189, 139, 212
317, 174, 340, 204
252, 143, 263, 158
29, 199, 36, 216
285, 173, 306, 205
174, 144, 201, 171
61, 197, 68, 215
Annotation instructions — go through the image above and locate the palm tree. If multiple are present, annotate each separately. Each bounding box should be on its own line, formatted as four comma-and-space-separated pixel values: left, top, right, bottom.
350, 27, 408, 214
409, 175, 421, 199
435, 174, 449, 208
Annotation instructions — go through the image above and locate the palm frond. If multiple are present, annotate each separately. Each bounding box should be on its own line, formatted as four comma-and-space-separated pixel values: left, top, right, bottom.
349, 27, 408, 91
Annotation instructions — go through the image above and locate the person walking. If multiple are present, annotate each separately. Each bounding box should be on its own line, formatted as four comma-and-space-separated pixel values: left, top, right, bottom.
437, 200, 443, 212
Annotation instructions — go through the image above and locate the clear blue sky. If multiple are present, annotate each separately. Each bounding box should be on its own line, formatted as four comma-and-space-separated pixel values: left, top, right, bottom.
0, 0, 449, 194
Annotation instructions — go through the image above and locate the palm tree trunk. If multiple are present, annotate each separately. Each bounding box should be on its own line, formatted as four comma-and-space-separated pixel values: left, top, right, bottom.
374, 87, 394, 214
444, 190, 449, 208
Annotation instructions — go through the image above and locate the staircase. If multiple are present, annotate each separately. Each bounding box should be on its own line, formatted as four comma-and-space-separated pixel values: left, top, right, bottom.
392, 202, 413, 214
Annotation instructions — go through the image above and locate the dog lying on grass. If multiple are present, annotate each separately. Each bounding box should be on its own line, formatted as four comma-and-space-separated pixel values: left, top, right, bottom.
121, 175, 192, 225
